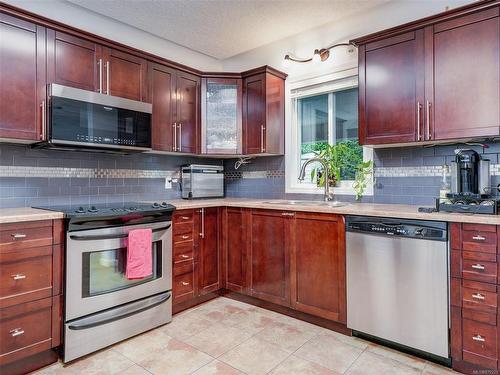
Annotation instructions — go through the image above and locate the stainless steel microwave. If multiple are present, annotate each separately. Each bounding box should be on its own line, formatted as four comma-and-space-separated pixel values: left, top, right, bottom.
36, 84, 152, 153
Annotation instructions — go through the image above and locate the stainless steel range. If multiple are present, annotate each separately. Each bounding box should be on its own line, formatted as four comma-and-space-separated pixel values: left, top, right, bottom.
35, 202, 175, 362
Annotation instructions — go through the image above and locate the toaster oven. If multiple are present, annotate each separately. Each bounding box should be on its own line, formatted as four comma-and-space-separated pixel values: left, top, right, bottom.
181, 165, 224, 199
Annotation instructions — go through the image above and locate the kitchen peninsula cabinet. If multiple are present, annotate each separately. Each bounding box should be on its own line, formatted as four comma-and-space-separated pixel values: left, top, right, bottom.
242, 67, 286, 155
354, 2, 500, 146
291, 212, 346, 322
0, 13, 45, 141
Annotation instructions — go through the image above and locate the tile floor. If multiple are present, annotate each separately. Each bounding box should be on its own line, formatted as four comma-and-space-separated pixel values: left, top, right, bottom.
34, 297, 459, 375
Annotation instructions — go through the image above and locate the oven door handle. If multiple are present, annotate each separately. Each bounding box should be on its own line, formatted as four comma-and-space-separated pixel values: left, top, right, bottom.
67, 291, 171, 330
69, 225, 171, 241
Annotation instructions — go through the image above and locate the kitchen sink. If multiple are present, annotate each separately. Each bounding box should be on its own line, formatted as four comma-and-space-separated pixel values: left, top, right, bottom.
262, 200, 349, 207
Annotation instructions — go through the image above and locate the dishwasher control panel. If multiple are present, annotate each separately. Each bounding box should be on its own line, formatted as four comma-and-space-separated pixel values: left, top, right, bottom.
346, 216, 447, 241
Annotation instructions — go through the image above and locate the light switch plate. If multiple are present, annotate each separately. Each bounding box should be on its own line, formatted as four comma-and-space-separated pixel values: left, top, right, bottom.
164, 177, 172, 189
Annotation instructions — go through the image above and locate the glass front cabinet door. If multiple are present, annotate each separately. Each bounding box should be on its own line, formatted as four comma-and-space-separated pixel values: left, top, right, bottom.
201, 77, 242, 154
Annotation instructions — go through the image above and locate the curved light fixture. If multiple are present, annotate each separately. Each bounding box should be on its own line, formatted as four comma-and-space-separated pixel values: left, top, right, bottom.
283, 42, 354, 66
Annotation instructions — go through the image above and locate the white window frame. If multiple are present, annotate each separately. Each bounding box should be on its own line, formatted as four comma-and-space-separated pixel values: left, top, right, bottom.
285, 67, 373, 196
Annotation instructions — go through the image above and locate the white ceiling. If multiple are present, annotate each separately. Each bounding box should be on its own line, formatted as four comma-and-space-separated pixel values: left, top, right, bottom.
67, 0, 390, 59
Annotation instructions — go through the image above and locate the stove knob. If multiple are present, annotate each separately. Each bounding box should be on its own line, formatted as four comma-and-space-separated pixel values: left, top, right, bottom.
152, 202, 160, 208
128, 207, 137, 211
76, 206, 85, 213
414, 228, 423, 236
89, 206, 98, 213
161, 202, 168, 207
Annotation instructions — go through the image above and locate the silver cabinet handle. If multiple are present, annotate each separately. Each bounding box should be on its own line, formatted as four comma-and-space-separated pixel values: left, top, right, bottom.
10, 328, 24, 337
106, 60, 110, 95
40, 100, 46, 140
281, 212, 294, 217
98, 58, 103, 93
426, 100, 431, 140
178, 123, 182, 152
260, 125, 265, 152
181, 235, 189, 240
199, 208, 205, 238
472, 293, 485, 300
180, 254, 190, 259
181, 281, 190, 286
472, 334, 485, 342
11, 233, 26, 239
472, 235, 486, 241
181, 216, 190, 220
416, 102, 422, 141
11, 274, 26, 280
173, 123, 177, 151
471, 264, 485, 270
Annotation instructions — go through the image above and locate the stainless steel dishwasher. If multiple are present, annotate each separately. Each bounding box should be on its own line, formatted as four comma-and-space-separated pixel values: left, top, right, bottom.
346, 216, 449, 359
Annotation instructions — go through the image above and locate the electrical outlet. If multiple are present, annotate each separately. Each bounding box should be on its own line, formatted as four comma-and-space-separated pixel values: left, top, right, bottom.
164, 177, 172, 189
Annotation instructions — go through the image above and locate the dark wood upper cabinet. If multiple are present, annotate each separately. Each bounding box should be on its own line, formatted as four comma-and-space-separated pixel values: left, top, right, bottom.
151, 63, 176, 152
176, 71, 200, 153
428, 7, 500, 141
243, 68, 286, 155
197, 207, 220, 295
0, 14, 45, 141
223, 208, 249, 293
291, 213, 346, 322
103, 48, 149, 102
358, 31, 425, 145
47, 30, 102, 92
250, 209, 291, 307
355, 3, 500, 146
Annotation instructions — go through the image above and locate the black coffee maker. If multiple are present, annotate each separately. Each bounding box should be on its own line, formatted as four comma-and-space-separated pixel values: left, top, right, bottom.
450, 149, 491, 197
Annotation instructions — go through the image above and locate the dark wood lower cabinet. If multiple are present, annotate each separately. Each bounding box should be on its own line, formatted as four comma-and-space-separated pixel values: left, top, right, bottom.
197, 207, 221, 295
249, 210, 291, 307
223, 208, 249, 293
291, 212, 346, 322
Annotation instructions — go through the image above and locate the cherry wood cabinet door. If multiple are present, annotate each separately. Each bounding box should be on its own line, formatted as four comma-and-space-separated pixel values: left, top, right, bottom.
243, 73, 266, 154
224, 208, 249, 293
47, 30, 102, 92
291, 213, 346, 322
264, 73, 285, 154
359, 30, 425, 145
249, 209, 291, 307
0, 14, 45, 141
176, 71, 200, 153
197, 207, 220, 295
151, 63, 176, 151
103, 48, 149, 102
428, 8, 499, 141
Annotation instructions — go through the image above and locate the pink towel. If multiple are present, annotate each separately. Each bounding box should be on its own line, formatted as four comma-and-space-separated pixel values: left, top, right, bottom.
126, 228, 153, 280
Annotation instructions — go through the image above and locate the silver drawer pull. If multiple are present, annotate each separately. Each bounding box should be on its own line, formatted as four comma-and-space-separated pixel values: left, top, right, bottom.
472, 334, 485, 342
472, 235, 486, 241
181, 281, 190, 286
180, 254, 190, 259
181, 216, 190, 220
181, 235, 189, 239
471, 264, 485, 270
281, 212, 295, 217
11, 274, 26, 280
10, 328, 24, 337
11, 233, 27, 239
472, 293, 485, 300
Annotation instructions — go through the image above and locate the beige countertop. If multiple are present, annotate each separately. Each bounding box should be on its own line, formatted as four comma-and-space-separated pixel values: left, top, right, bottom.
2, 199, 500, 225
0, 207, 64, 224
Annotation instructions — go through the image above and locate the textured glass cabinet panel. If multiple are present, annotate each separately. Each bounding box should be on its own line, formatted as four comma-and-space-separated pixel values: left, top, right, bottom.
205, 82, 240, 153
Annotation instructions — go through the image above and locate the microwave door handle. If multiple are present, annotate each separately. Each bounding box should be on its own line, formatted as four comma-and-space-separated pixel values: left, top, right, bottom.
68, 292, 171, 330
69, 225, 171, 241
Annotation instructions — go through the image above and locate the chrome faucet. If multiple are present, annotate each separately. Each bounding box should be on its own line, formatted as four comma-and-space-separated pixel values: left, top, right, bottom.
298, 157, 334, 201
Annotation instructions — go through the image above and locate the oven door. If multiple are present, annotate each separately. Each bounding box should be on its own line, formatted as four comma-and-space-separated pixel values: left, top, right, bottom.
66, 221, 172, 321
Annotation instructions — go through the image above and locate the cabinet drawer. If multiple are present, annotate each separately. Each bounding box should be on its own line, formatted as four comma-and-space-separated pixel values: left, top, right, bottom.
173, 271, 195, 304
173, 232, 194, 243
0, 221, 53, 251
173, 242, 194, 264
0, 298, 52, 365
462, 282, 498, 313
462, 230, 497, 253
0, 247, 53, 308
462, 259, 497, 284
462, 318, 498, 367
173, 211, 194, 223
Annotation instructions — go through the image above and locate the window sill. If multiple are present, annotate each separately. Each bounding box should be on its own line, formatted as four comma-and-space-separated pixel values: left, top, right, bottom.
286, 181, 374, 197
